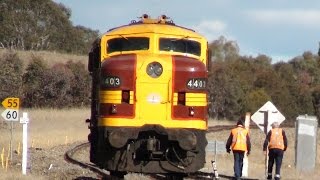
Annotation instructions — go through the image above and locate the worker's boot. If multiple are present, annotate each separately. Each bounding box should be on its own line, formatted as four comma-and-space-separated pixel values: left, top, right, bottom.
266, 173, 272, 180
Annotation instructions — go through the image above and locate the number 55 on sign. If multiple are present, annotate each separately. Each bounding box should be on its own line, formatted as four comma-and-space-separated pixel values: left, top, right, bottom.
2, 97, 20, 109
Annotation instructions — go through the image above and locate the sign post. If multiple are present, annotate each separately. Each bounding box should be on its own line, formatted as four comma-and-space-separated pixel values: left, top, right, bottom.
242, 112, 251, 177
1, 97, 20, 161
251, 101, 285, 178
206, 140, 225, 179
20, 112, 29, 175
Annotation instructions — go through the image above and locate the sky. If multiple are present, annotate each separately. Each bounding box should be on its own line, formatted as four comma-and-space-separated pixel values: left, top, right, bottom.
53, 0, 320, 63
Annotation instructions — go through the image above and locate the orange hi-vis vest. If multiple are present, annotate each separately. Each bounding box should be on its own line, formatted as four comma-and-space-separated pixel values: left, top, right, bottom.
269, 128, 284, 150
231, 126, 248, 151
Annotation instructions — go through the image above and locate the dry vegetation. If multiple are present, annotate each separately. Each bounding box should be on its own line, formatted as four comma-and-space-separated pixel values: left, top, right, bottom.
0, 109, 319, 180
0, 108, 91, 179
0, 49, 87, 69
0, 108, 90, 149
206, 120, 320, 180
0, 43, 318, 179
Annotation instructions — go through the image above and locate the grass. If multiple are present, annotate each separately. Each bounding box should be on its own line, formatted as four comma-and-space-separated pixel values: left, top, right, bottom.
0, 108, 90, 151
0, 49, 87, 69
0, 109, 319, 179
0, 108, 90, 179
205, 119, 320, 179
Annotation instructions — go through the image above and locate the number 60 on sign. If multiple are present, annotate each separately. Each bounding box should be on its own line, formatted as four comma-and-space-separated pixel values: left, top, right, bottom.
1, 109, 19, 121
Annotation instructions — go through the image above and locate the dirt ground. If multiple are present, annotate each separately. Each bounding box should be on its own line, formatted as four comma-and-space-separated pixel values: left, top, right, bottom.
205, 128, 320, 180
0, 108, 98, 180
0, 109, 319, 179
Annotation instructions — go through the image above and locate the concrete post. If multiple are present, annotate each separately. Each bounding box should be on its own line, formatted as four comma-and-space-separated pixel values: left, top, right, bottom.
295, 114, 318, 171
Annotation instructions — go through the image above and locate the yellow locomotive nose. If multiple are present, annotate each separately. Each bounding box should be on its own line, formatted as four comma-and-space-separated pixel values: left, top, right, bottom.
135, 54, 172, 123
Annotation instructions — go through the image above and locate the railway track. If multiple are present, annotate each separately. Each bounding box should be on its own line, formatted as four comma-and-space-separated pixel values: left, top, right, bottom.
64, 142, 113, 179
65, 142, 259, 179
65, 142, 234, 180
207, 125, 234, 132
65, 125, 271, 179
207, 123, 294, 133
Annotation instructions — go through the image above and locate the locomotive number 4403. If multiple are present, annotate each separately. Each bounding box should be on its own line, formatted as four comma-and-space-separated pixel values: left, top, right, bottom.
103, 76, 121, 88
187, 78, 206, 89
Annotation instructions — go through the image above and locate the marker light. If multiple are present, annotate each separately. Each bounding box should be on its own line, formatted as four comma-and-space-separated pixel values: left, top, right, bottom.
189, 107, 195, 116
111, 104, 117, 114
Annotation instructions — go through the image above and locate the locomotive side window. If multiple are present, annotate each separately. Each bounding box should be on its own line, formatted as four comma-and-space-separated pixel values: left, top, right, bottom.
107, 37, 149, 54
159, 38, 201, 56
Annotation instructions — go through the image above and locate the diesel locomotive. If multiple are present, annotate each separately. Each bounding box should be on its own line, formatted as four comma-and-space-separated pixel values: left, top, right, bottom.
87, 14, 210, 178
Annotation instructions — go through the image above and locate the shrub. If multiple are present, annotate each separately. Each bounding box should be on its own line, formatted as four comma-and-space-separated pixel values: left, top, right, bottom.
22, 55, 48, 107
40, 63, 74, 108
0, 51, 23, 101
66, 60, 90, 107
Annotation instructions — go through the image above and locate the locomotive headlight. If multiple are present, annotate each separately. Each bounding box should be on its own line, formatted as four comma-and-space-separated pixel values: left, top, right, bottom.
146, 62, 163, 78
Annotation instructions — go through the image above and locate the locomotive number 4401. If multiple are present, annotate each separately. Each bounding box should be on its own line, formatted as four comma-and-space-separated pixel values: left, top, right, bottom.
187, 78, 206, 89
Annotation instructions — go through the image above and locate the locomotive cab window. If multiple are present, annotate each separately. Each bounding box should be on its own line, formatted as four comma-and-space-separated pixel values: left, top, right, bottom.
159, 38, 201, 56
107, 37, 149, 54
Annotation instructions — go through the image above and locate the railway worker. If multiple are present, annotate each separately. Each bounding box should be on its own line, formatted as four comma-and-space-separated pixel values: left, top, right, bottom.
226, 117, 251, 180
263, 121, 288, 180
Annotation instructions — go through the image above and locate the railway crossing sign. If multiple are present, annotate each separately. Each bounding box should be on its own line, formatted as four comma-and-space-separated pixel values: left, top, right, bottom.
1, 97, 20, 121
251, 101, 285, 134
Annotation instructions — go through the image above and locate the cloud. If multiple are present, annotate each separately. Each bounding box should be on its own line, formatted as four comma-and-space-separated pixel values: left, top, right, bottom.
270, 55, 294, 62
197, 20, 227, 32
191, 20, 229, 42
248, 9, 320, 28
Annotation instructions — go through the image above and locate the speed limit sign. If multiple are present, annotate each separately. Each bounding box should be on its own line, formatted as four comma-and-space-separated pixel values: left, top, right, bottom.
1, 97, 20, 121
1, 109, 19, 121
2, 97, 20, 109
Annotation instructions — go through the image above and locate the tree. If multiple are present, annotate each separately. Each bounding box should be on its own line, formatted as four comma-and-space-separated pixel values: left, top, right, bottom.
246, 89, 271, 112
0, 51, 23, 100
312, 85, 320, 123
273, 62, 300, 119
209, 36, 239, 62
288, 52, 320, 118
0, 0, 99, 54
208, 60, 246, 120
208, 62, 229, 119
0, 0, 66, 50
